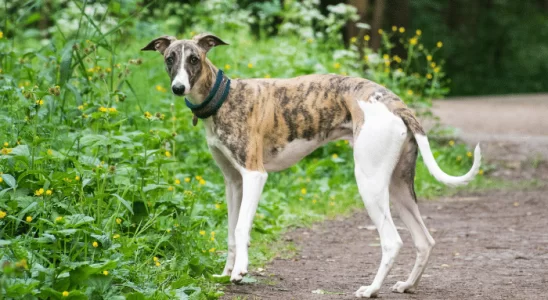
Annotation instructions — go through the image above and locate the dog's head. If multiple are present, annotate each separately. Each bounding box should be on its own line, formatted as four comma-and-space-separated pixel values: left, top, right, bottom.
141, 33, 228, 96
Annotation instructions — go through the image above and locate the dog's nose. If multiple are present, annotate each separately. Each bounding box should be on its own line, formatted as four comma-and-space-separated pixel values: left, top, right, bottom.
172, 84, 186, 95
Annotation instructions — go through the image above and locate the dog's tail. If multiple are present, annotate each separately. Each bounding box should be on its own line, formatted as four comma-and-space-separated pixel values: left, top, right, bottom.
395, 107, 482, 186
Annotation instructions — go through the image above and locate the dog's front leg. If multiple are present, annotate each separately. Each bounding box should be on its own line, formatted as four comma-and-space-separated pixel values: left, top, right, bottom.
230, 169, 268, 283
221, 176, 242, 276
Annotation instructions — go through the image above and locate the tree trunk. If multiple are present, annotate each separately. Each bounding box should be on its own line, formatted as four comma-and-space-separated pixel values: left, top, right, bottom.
371, 0, 386, 51
346, 0, 369, 50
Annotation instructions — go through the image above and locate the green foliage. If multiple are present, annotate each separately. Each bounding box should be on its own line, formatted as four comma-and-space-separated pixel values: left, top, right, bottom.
0, 0, 483, 299
410, 0, 548, 95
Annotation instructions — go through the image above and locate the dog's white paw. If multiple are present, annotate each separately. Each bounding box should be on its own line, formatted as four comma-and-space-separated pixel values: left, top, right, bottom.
391, 281, 414, 293
230, 267, 247, 283
355, 285, 379, 298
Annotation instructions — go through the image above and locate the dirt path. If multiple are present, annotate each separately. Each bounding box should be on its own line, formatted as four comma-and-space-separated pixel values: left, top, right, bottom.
223, 95, 548, 299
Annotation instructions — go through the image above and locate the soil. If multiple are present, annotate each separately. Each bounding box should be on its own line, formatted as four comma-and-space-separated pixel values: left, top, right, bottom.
222, 95, 548, 300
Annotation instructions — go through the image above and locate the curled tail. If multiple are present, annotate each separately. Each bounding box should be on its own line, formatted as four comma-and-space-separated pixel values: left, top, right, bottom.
394, 107, 482, 186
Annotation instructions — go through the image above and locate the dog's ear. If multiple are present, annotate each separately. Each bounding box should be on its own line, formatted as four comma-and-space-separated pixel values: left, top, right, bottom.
141, 35, 177, 54
193, 33, 228, 53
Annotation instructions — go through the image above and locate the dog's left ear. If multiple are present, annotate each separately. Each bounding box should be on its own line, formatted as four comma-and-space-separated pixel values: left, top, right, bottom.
193, 33, 228, 53
141, 35, 177, 54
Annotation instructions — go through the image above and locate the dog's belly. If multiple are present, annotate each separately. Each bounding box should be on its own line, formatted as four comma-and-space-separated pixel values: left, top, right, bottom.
263, 126, 353, 172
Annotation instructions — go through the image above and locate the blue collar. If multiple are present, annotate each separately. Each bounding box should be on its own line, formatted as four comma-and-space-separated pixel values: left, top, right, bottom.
185, 69, 231, 125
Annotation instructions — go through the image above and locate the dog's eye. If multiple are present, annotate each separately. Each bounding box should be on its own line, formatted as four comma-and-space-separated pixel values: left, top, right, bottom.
166, 56, 174, 67
189, 56, 199, 65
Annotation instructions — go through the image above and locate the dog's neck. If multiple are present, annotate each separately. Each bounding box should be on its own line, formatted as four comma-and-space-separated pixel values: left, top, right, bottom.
184, 60, 231, 125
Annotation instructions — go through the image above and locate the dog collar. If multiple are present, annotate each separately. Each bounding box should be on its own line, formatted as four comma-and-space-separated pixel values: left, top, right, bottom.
185, 69, 231, 126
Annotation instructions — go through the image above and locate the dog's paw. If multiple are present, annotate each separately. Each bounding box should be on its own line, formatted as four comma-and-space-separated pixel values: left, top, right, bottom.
355, 285, 379, 298
230, 268, 248, 283
391, 281, 414, 294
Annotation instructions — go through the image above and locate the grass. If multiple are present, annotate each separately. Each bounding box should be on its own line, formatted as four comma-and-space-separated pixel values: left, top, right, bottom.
0, 1, 490, 299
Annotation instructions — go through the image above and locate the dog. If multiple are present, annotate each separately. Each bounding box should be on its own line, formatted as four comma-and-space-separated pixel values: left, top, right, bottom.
142, 33, 481, 298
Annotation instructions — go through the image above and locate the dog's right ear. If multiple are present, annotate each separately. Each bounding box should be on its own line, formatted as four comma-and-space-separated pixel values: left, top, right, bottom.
141, 36, 177, 54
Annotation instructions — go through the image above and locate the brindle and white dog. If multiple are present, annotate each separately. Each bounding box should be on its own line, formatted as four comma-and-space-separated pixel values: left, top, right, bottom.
142, 33, 481, 298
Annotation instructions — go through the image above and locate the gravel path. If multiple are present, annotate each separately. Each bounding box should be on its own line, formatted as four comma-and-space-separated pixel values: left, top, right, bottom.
223, 95, 548, 299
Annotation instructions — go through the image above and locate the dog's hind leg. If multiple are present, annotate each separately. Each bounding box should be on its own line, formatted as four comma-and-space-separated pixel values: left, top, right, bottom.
390, 137, 435, 293
353, 99, 407, 298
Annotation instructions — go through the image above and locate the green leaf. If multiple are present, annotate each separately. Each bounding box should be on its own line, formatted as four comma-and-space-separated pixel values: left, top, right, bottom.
2, 174, 17, 188
59, 42, 74, 86
64, 214, 95, 227
112, 193, 134, 215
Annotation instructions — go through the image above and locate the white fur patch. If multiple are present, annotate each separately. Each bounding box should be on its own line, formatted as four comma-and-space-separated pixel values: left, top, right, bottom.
172, 44, 190, 94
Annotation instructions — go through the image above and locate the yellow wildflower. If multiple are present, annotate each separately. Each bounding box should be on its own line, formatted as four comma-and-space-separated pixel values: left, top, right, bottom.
184, 177, 190, 183
264, 74, 271, 78
350, 37, 357, 43
307, 38, 314, 43
15, 259, 28, 269
155, 85, 167, 93
62, 291, 69, 297
165, 151, 171, 158
99, 106, 107, 112
55, 216, 63, 222
247, 63, 253, 69
167, 186, 174, 191
378, 29, 383, 34
155, 261, 161, 267
427, 55, 432, 61
153, 256, 159, 262
437, 41, 443, 48
426, 73, 433, 80
409, 37, 418, 46
0, 177, 3, 183
399, 27, 405, 33
77, 105, 84, 110
301, 188, 307, 195
1, 148, 11, 155
108, 107, 117, 113
407, 90, 414, 96
364, 35, 370, 41
312, 199, 317, 204
0, 32, 3, 39
449, 140, 455, 146
26, 216, 32, 222
47, 149, 53, 156
199, 179, 206, 185
45, 189, 52, 196
211, 231, 216, 237
479, 169, 484, 176
382, 54, 390, 60
209, 248, 216, 253
333, 62, 341, 69
75, 175, 80, 181
431, 62, 437, 68
434, 67, 440, 73
195, 175, 202, 180
392, 25, 397, 32
36, 99, 44, 106
215, 203, 221, 209
224, 64, 231, 70
113, 234, 120, 239
92, 241, 98, 248
103, 270, 109, 275
332, 153, 338, 159
456, 155, 462, 161
35, 188, 44, 196
106, 67, 112, 73
0, 210, 6, 219
116, 218, 122, 224
416, 29, 422, 36
144, 111, 152, 119
467, 151, 472, 157
199, 230, 206, 236
175, 179, 181, 185
3, 142, 7, 147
